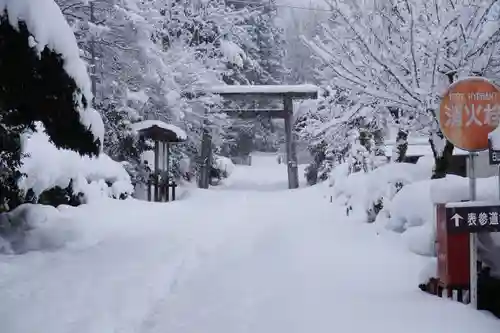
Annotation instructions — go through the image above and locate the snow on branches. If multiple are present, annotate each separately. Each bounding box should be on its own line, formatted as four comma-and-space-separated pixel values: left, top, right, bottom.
302, 0, 500, 174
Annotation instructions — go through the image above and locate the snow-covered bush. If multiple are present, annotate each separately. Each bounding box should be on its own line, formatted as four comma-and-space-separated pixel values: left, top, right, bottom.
376, 176, 462, 257
330, 158, 433, 223
0, 0, 103, 214
329, 157, 500, 277
210, 155, 235, 185
214, 155, 235, 178
382, 175, 500, 234
303, 142, 330, 186
19, 124, 133, 204
379, 175, 500, 256
380, 176, 459, 233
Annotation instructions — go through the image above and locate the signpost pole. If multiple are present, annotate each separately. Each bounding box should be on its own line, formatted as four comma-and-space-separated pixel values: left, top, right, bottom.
469, 152, 476, 201
498, 164, 500, 200
438, 77, 500, 309
468, 152, 478, 308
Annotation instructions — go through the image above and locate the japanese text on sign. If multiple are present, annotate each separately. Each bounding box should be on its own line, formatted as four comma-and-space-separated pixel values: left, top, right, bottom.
444, 92, 500, 128
466, 211, 499, 226
446, 204, 500, 234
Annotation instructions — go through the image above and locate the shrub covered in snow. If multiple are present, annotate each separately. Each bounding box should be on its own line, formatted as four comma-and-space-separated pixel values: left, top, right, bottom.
0, 0, 103, 213
329, 156, 500, 279
210, 155, 235, 185
330, 158, 433, 223
20, 125, 133, 204
380, 175, 500, 258
0, 125, 132, 251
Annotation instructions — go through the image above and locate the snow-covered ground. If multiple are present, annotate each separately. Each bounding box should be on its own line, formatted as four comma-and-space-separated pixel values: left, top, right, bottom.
219, 152, 307, 191
0, 154, 499, 333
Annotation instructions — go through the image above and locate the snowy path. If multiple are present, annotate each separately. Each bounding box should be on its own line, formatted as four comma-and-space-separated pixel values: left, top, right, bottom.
141, 189, 499, 333
219, 152, 307, 191
0, 155, 499, 332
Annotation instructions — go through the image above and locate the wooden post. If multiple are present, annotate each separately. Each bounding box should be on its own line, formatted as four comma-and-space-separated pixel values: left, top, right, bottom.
166, 142, 170, 183
199, 126, 212, 189
172, 182, 176, 201
162, 181, 167, 203
155, 175, 160, 202
161, 142, 167, 202
283, 96, 299, 189
154, 140, 160, 201
166, 179, 170, 202
147, 177, 152, 202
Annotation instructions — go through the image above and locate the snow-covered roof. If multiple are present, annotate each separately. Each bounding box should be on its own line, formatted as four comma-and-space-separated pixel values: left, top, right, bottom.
207, 84, 319, 98
131, 120, 187, 142
0, 0, 103, 141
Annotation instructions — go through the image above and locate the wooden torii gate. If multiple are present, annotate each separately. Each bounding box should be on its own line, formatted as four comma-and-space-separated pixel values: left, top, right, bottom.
198, 84, 319, 190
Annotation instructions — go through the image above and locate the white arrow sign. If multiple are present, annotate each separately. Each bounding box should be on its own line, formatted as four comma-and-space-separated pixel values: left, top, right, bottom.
451, 213, 464, 227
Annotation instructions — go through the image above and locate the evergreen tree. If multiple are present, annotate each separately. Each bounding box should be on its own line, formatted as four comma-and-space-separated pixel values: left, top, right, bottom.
57, 0, 147, 181
221, 0, 289, 157
0, 2, 102, 213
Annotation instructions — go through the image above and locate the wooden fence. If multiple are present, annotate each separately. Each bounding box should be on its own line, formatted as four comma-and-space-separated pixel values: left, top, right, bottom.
147, 174, 177, 202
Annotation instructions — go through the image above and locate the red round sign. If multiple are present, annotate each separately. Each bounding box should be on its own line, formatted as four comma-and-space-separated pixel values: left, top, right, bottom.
439, 77, 500, 152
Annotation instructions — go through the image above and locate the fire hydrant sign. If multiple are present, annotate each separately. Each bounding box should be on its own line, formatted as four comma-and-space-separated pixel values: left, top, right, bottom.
445, 202, 500, 234
439, 77, 500, 152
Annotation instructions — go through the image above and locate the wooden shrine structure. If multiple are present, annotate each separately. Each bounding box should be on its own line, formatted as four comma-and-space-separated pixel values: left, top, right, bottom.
198, 85, 319, 190
132, 120, 187, 202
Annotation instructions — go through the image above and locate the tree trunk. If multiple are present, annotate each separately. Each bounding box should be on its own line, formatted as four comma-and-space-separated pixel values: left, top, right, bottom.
373, 128, 385, 156
89, 1, 97, 106
431, 139, 454, 179
393, 129, 408, 163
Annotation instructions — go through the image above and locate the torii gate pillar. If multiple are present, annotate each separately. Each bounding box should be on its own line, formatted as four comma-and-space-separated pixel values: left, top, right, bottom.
284, 97, 299, 189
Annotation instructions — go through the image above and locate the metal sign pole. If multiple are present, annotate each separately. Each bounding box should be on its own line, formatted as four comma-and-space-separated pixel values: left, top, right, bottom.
438, 78, 500, 310
498, 164, 500, 200
469, 152, 478, 308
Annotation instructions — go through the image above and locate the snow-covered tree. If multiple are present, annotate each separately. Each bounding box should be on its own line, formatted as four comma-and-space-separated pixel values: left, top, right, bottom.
0, 0, 102, 213
56, 0, 254, 182
221, 0, 289, 158
225, 0, 287, 85
56, 0, 150, 184
281, 4, 326, 85
306, 0, 500, 178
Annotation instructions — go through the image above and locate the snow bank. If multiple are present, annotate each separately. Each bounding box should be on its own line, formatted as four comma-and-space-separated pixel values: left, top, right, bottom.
0, 0, 103, 141
131, 120, 187, 141
20, 125, 133, 201
0, 204, 77, 254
